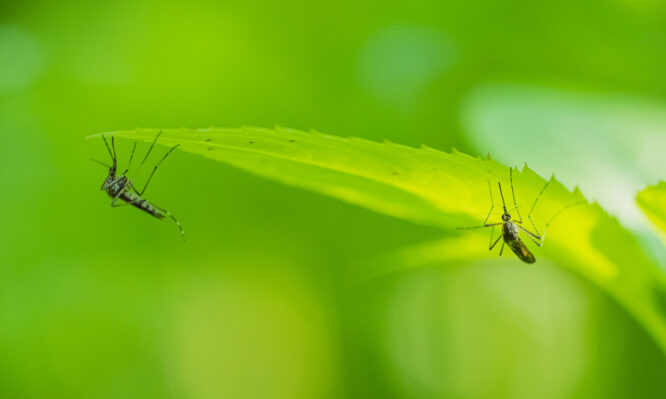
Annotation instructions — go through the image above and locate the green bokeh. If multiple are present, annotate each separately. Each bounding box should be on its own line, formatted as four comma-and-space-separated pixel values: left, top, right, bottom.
0, 1, 664, 398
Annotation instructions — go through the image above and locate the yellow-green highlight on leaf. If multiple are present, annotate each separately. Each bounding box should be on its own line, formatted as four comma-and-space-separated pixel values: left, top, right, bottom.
638, 182, 666, 235
90, 127, 666, 353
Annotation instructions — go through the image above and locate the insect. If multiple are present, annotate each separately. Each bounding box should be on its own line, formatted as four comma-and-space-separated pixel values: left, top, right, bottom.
94, 132, 185, 239
458, 168, 567, 263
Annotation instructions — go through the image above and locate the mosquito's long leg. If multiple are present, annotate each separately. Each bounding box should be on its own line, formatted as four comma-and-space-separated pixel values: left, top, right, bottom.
110, 191, 129, 207
519, 199, 586, 246
153, 203, 185, 239
138, 131, 162, 172
457, 223, 503, 230
122, 142, 137, 175
489, 233, 502, 251
517, 225, 543, 247
509, 168, 523, 223
139, 144, 180, 196
129, 183, 141, 196
526, 179, 551, 239
499, 241, 505, 256
527, 200, 587, 246
456, 180, 497, 230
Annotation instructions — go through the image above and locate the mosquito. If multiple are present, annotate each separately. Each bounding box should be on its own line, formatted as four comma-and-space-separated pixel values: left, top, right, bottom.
94, 132, 185, 239
457, 168, 578, 263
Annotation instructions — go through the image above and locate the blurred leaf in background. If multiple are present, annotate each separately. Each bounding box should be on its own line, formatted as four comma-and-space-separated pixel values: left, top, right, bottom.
462, 85, 666, 229
0, 0, 665, 398
638, 181, 666, 240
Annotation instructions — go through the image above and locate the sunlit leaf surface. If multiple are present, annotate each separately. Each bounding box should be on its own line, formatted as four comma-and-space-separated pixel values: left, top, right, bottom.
93, 127, 666, 353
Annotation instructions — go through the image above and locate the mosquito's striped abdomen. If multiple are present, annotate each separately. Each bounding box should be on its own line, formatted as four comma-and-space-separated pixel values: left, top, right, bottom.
98, 133, 184, 239
121, 191, 164, 219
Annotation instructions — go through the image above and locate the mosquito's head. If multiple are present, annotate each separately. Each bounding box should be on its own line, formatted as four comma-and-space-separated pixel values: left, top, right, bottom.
502, 213, 511, 222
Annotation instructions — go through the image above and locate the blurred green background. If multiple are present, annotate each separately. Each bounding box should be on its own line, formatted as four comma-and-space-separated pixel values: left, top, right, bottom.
1, 1, 665, 398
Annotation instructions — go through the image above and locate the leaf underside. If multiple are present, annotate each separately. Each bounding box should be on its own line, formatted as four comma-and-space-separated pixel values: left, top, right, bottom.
91, 127, 666, 353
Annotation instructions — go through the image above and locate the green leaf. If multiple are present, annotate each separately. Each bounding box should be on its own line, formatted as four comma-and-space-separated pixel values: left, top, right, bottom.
92, 127, 666, 353
638, 182, 666, 235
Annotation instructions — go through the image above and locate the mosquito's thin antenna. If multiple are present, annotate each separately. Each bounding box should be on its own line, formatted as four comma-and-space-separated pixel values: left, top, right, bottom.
520, 200, 586, 247
139, 144, 180, 196
529, 180, 551, 216
91, 159, 111, 169
498, 182, 507, 213
139, 131, 162, 171
524, 179, 552, 237
123, 142, 137, 175
545, 200, 585, 230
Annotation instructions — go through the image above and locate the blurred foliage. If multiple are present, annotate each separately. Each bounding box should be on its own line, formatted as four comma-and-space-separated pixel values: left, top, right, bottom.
462, 85, 666, 231
638, 181, 666, 237
1, 0, 665, 398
